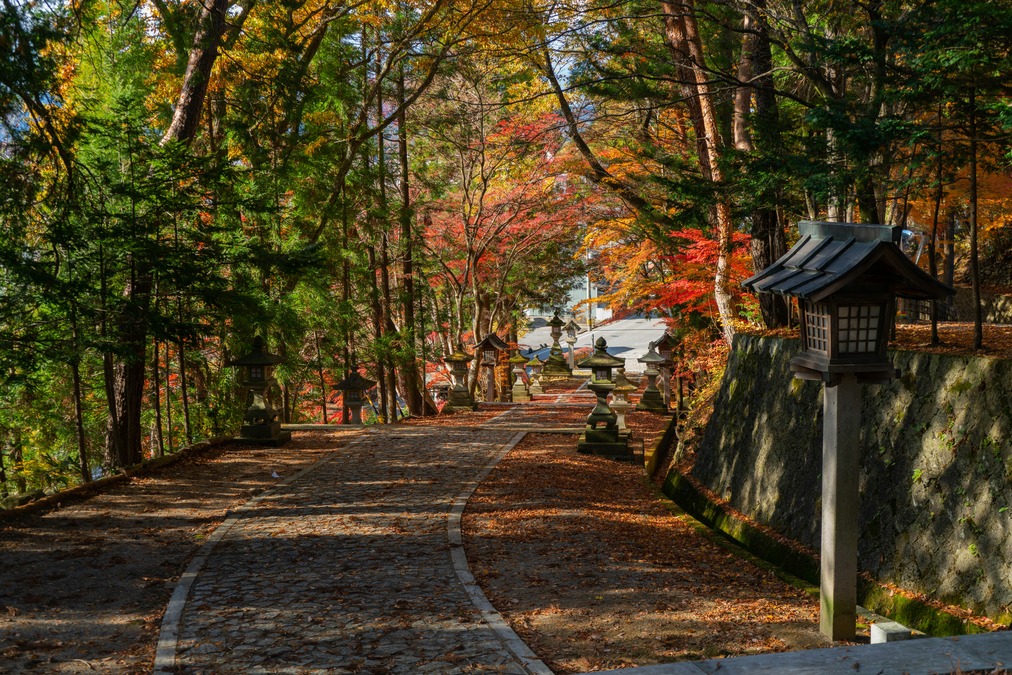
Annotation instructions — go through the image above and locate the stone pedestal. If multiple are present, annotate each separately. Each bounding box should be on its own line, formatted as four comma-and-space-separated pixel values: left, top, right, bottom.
577, 380, 631, 460
636, 367, 667, 412
510, 357, 530, 402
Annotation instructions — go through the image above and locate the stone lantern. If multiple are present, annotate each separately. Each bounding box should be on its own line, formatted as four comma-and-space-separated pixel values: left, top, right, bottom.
610, 366, 637, 438
334, 367, 376, 424
442, 343, 477, 412
227, 336, 290, 445
509, 352, 530, 403
527, 355, 545, 396
653, 331, 679, 409
475, 333, 509, 402
576, 337, 630, 459
636, 342, 667, 412
744, 220, 953, 641
541, 312, 573, 379
563, 318, 581, 370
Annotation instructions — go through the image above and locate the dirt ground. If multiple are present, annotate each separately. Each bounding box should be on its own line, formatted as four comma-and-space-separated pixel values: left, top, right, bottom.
0, 430, 361, 673
462, 419, 829, 673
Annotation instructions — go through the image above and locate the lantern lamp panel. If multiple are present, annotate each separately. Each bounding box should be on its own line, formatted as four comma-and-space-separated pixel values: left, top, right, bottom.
803, 303, 830, 355
250, 365, 264, 381
838, 304, 881, 354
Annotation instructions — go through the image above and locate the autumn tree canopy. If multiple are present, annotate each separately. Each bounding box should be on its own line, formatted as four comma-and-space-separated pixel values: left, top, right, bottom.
0, 0, 1010, 494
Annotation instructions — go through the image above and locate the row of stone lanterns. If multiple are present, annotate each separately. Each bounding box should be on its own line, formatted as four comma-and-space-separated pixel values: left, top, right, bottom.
226, 311, 586, 438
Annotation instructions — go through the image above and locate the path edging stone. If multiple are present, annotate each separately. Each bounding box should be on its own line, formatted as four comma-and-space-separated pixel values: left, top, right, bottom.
448, 428, 555, 675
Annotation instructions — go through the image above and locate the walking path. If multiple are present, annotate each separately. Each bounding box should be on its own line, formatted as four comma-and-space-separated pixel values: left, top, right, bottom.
156, 412, 550, 674
3, 397, 1010, 673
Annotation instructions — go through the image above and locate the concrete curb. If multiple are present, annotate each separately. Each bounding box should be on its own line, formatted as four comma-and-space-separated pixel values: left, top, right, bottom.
448, 429, 554, 675
152, 430, 373, 674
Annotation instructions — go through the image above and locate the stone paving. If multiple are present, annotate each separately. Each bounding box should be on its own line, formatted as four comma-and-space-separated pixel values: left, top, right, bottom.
162, 425, 544, 674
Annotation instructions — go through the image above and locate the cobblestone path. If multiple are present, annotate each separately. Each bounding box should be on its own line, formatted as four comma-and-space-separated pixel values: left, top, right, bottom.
164, 425, 544, 674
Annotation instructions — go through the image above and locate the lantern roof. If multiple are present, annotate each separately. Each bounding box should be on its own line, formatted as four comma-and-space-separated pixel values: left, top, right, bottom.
334, 369, 377, 392
653, 331, 679, 350
475, 333, 509, 351
743, 221, 953, 302
638, 343, 665, 366
563, 318, 581, 332
547, 312, 565, 328
444, 343, 473, 364
509, 352, 529, 364
577, 337, 625, 369
227, 336, 283, 368
526, 355, 544, 366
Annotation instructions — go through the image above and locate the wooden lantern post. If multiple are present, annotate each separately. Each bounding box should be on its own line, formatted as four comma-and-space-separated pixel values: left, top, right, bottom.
744, 220, 953, 641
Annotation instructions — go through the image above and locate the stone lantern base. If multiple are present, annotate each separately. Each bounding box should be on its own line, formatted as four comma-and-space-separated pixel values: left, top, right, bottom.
577, 426, 632, 461
540, 353, 572, 380
443, 388, 477, 413
238, 421, 291, 446
636, 388, 667, 412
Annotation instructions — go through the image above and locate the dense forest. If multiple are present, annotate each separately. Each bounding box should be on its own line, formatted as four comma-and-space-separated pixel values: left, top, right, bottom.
1, 0, 1010, 496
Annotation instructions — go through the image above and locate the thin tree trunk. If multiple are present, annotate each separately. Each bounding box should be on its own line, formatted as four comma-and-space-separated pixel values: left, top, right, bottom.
151, 338, 165, 457
0, 443, 7, 496
398, 67, 425, 415
12, 429, 26, 494
929, 103, 944, 346
177, 332, 192, 446
71, 359, 90, 482
969, 87, 982, 350
165, 341, 174, 453
315, 331, 329, 424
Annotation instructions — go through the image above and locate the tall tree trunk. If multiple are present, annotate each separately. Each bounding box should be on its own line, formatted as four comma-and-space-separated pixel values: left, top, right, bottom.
315, 331, 329, 424
71, 360, 90, 482
164, 340, 174, 453
69, 302, 90, 482
103, 0, 235, 469
662, 0, 737, 345
733, 1, 789, 328
12, 429, 26, 494
161, 0, 228, 144
366, 246, 389, 422
0, 443, 7, 496
177, 330, 192, 446
969, 87, 982, 350
397, 68, 425, 415
151, 338, 165, 457
929, 103, 944, 346
371, 40, 392, 424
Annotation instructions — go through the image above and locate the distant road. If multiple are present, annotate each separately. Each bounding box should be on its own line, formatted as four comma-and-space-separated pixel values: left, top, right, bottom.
519, 316, 670, 372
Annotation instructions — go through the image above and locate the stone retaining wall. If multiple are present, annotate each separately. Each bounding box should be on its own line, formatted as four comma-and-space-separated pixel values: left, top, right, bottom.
688, 334, 1012, 623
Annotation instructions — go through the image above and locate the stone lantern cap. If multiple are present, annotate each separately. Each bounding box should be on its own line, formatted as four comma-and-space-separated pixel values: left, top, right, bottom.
444, 344, 474, 365
509, 352, 529, 365
334, 369, 377, 393
638, 342, 665, 367
547, 313, 565, 329
563, 318, 581, 333
742, 221, 953, 302
577, 337, 624, 370
228, 336, 283, 368
526, 355, 544, 367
